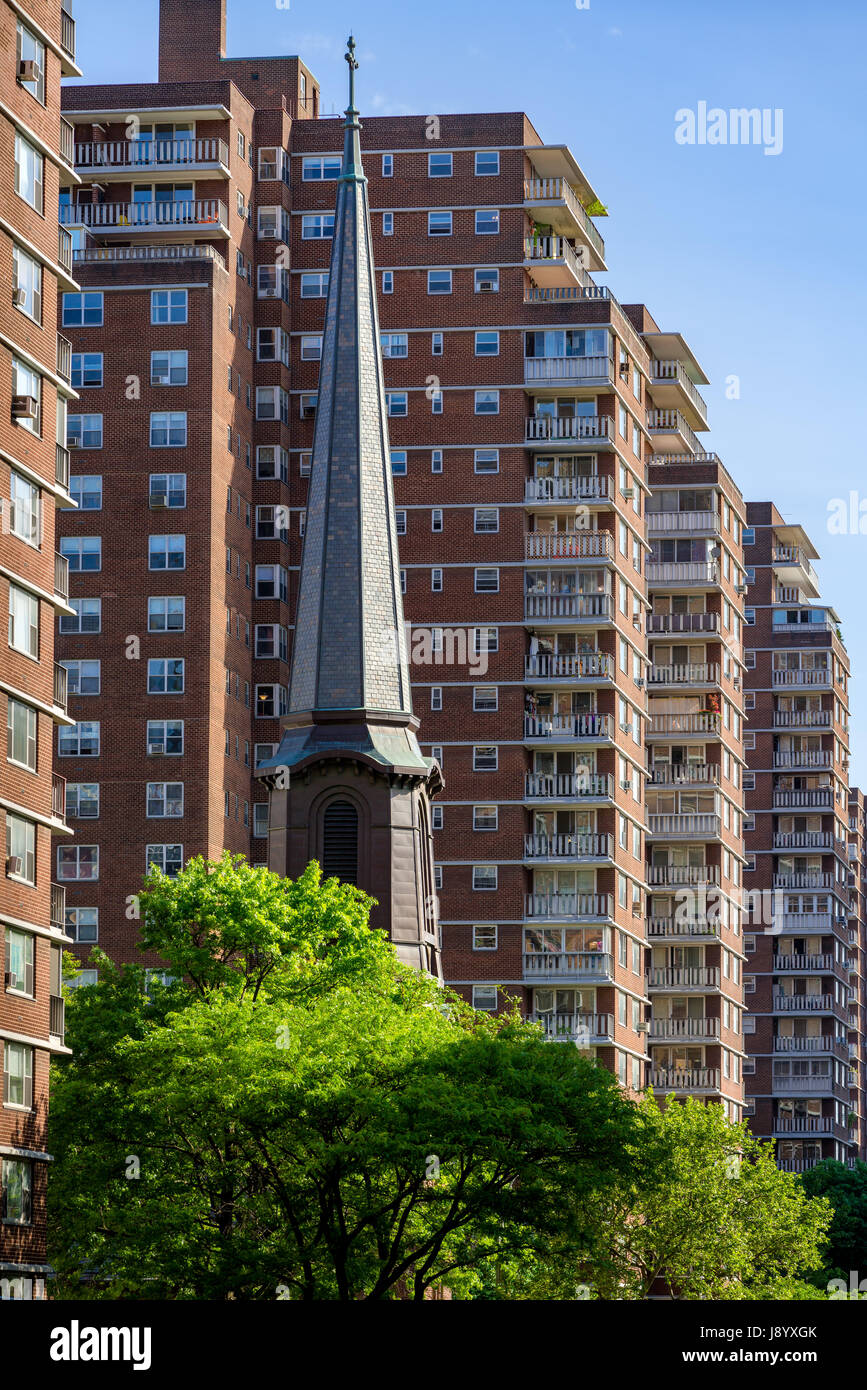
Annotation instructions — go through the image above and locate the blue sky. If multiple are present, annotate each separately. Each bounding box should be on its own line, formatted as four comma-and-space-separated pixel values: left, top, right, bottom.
68, 0, 867, 778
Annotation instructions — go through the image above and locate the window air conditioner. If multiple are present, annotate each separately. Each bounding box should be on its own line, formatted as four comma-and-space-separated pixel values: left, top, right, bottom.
147, 743, 163, 755
12, 287, 27, 306
18, 59, 40, 81
477, 279, 495, 292
6, 856, 23, 876
149, 494, 168, 508
12, 395, 37, 420
622, 487, 635, 498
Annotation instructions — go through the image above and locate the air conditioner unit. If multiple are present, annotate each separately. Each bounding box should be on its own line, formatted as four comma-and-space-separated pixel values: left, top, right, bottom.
152, 373, 170, 385
12, 286, 27, 306
262, 286, 278, 299
67, 439, 80, 449
18, 59, 39, 81
147, 742, 163, 755
149, 494, 168, 508
636, 1021, 649, 1032
636, 678, 646, 689
301, 404, 316, 419
620, 779, 631, 791
4, 971, 12, 987
622, 487, 635, 499
11, 395, 37, 420
261, 227, 277, 238
620, 722, 633, 734
6, 856, 23, 876
477, 279, 496, 292
736, 584, 748, 594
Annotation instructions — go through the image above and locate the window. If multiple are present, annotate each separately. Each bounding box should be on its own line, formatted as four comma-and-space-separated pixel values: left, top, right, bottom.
9, 471, 40, 545
256, 447, 288, 482
147, 782, 183, 817
395, 510, 407, 536
300, 272, 329, 299
474, 627, 498, 653
147, 720, 183, 756
475, 331, 499, 355
381, 332, 408, 358
69, 475, 102, 510
146, 844, 183, 877
255, 565, 288, 601
428, 211, 453, 236
302, 155, 341, 181
473, 865, 497, 891
431, 568, 443, 592
67, 413, 102, 449
7, 699, 37, 771
66, 783, 99, 819
5, 815, 35, 884
432, 806, 444, 830
475, 209, 499, 234
474, 449, 499, 474
12, 245, 41, 322
150, 412, 187, 447
382, 212, 394, 236
475, 151, 499, 175
149, 535, 186, 570
386, 392, 408, 418
59, 598, 101, 634
475, 567, 499, 593
474, 507, 499, 533
151, 290, 187, 324
3, 928, 33, 995
65, 907, 98, 943
473, 686, 498, 712
472, 924, 497, 950
742, 527, 755, 545
427, 270, 452, 295
150, 351, 188, 386
149, 473, 186, 508
70, 352, 103, 388
253, 803, 269, 838
300, 335, 322, 361
256, 506, 288, 541
256, 387, 290, 423
473, 745, 497, 772
473, 805, 498, 831
12, 358, 40, 435
255, 684, 288, 719
431, 449, 443, 473
302, 213, 335, 239
147, 597, 185, 633
14, 133, 43, 211
60, 537, 101, 572
428, 152, 453, 177
382, 271, 394, 294
254, 624, 288, 661
474, 390, 499, 414
16, 20, 45, 104
58, 721, 99, 757
382, 154, 394, 177
475, 268, 499, 292
258, 147, 283, 179
3, 1043, 33, 1109
8, 585, 38, 658
57, 845, 98, 882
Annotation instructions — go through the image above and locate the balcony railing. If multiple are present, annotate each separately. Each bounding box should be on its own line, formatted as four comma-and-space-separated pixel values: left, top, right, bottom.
773, 832, 834, 850
56, 333, 72, 383
647, 408, 703, 456
529, 1011, 614, 1042
523, 178, 606, 258
773, 995, 834, 1011
648, 966, 721, 989
774, 1035, 845, 1056
524, 415, 614, 446
650, 763, 719, 786
523, 951, 614, 983
646, 509, 719, 534
54, 662, 68, 712
524, 355, 614, 385
524, 713, 614, 741
50, 882, 66, 931
49, 994, 65, 1042
774, 872, 834, 890
52, 772, 66, 821
56, 443, 70, 489
647, 864, 719, 886
524, 234, 593, 285
648, 713, 721, 736
524, 593, 614, 621
775, 954, 836, 972
649, 361, 709, 419
60, 118, 74, 166
650, 1017, 719, 1040
773, 710, 831, 728
524, 772, 614, 801
524, 531, 613, 561
773, 1074, 836, 1095
772, 789, 833, 809
58, 224, 73, 275
524, 892, 614, 921
648, 663, 721, 687
524, 653, 614, 681
74, 243, 227, 271
61, 199, 228, 231
523, 832, 614, 861
650, 1067, 721, 1091
773, 546, 820, 590
647, 917, 719, 940
773, 750, 832, 768
774, 1116, 835, 1134
647, 612, 719, 634
646, 561, 720, 586
61, 4, 75, 59
772, 668, 832, 687
647, 813, 721, 838
54, 551, 69, 600
75, 138, 230, 171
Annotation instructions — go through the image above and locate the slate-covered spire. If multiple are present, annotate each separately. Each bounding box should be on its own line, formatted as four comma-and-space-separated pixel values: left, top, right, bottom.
288, 35, 413, 720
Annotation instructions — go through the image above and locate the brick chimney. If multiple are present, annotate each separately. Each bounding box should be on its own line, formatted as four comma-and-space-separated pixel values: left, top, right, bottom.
158, 0, 226, 81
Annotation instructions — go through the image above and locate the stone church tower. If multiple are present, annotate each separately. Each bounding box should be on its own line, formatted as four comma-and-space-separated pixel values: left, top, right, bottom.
257, 40, 443, 979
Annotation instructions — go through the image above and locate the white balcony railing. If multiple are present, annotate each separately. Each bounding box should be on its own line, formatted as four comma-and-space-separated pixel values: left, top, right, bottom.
524, 593, 614, 621
75, 138, 230, 170
523, 832, 614, 861
524, 652, 614, 681
646, 561, 720, 585
647, 813, 721, 838
650, 1067, 721, 1091
649, 361, 709, 419
524, 713, 614, 741
523, 951, 614, 982
648, 966, 721, 989
524, 415, 614, 446
524, 355, 613, 384
647, 612, 720, 634
530, 1011, 614, 1042
648, 663, 721, 686
524, 772, 614, 801
650, 1017, 719, 1040
648, 713, 721, 736
523, 178, 606, 258
772, 669, 832, 687
524, 892, 614, 920
524, 531, 613, 561
646, 509, 719, 533
61, 199, 228, 230
773, 995, 834, 1011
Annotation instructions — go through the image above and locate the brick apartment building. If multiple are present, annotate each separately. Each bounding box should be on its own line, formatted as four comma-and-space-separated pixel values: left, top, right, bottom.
1, 0, 80, 1299
847, 786, 867, 1157
742, 503, 857, 1166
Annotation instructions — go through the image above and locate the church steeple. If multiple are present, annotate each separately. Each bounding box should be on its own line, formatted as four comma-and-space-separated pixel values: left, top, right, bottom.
259, 39, 443, 980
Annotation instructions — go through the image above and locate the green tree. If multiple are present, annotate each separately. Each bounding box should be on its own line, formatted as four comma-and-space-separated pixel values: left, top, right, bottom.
49, 855, 639, 1300
800, 1158, 867, 1289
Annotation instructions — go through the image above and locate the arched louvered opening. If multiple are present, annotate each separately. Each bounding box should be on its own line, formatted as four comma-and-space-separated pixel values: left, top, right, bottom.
322, 800, 359, 884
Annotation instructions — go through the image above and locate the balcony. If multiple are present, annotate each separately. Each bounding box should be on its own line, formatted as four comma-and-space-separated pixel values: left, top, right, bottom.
60, 3, 76, 65
54, 551, 69, 601
775, 913, 837, 933
646, 561, 720, 587
75, 139, 231, 179
773, 994, 835, 1012
772, 546, 820, 598
52, 773, 66, 822
773, 831, 834, 850
50, 882, 66, 931
774, 954, 836, 973
56, 443, 70, 490
647, 813, 722, 839
650, 1017, 719, 1041
647, 864, 719, 887
773, 1116, 836, 1135
772, 750, 832, 769
53, 662, 68, 713
524, 531, 613, 562
647, 612, 719, 635
59, 117, 75, 167
773, 710, 831, 728
529, 1012, 614, 1043
524, 355, 614, 388
58, 224, 74, 277
524, 772, 614, 802
523, 951, 614, 984
524, 415, 615, 449
523, 234, 594, 289
523, 832, 614, 863
647, 408, 703, 457
648, 967, 721, 990
772, 789, 833, 809
650, 1067, 721, 1092
524, 593, 614, 623
774, 1036, 848, 1059
647, 917, 719, 941
772, 1075, 837, 1096
523, 179, 606, 267
647, 361, 709, 430
61, 199, 230, 238
524, 713, 614, 743
56, 334, 72, 383
524, 653, 614, 682
650, 763, 719, 787
648, 663, 721, 688
647, 509, 720, 535
49, 994, 66, 1043
774, 872, 835, 890
777, 1158, 825, 1173
524, 892, 614, 921
74, 243, 227, 272
647, 713, 721, 737
772, 668, 832, 688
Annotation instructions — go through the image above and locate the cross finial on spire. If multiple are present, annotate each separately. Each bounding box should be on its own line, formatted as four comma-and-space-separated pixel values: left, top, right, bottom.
346, 34, 359, 111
